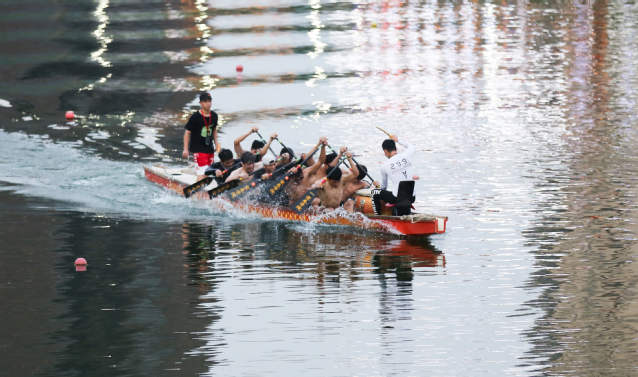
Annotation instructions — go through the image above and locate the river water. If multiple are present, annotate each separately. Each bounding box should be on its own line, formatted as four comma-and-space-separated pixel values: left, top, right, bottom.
1, 0, 638, 375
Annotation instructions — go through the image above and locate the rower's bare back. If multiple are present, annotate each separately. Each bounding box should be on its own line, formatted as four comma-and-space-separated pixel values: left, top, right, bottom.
342, 180, 368, 201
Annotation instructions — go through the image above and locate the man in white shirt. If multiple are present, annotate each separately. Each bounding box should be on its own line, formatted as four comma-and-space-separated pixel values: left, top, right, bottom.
371, 135, 415, 215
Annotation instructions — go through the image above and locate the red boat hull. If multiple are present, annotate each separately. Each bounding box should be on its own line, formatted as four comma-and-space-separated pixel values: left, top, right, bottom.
144, 166, 447, 237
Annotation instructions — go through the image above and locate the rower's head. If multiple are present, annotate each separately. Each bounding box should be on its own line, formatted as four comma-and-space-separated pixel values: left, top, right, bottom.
251, 140, 265, 155
241, 151, 256, 174
325, 152, 338, 165
325, 166, 342, 187
219, 149, 234, 168
279, 147, 294, 163
356, 164, 367, 181
199, 92, 212, 111
382, 139, 397, 158
262, 154, 277, 174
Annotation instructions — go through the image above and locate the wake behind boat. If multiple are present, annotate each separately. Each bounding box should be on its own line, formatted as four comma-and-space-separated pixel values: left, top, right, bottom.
143, 164, 447, 237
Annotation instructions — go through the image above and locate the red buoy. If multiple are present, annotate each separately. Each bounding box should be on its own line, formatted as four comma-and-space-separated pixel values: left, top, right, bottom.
74, 258, 87, 272
236, 65, 243, 72
65, 111, 74, 120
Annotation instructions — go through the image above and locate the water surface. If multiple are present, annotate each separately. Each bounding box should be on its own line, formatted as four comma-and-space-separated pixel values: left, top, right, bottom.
2, 0, 638, 375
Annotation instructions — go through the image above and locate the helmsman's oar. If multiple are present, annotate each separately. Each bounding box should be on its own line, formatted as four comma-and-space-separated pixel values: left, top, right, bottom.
291, 159, 345, 215
375, 126, 393, 138
255, 131, 277, 156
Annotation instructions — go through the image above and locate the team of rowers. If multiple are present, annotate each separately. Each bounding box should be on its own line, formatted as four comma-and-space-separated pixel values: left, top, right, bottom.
182, 92, 416, 215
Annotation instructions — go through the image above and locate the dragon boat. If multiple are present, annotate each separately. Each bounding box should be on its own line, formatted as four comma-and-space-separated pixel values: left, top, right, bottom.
143, 164, 447, 237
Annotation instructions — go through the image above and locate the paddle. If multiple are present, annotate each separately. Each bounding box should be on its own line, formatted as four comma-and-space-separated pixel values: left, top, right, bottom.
375, 126, 393, 138
208, 178, 242, 199
262, 146, 321, 199
350, 155, 380, 187
326, 145, 352, 171
275, 137, 296, 158
183, 177, 213, 198
226, 156, 302, 202
205, 161, 242, 177
183, 161, 243, 198
255, 131, 277, 156
291, 159, 345, 215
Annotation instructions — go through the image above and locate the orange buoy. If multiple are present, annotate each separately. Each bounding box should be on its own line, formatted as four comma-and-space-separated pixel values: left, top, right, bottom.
236, 65, 243, 72
65, 111, 74, 120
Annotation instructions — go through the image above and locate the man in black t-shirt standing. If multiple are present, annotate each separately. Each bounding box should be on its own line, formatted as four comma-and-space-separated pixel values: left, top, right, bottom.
183, 92, 220, 182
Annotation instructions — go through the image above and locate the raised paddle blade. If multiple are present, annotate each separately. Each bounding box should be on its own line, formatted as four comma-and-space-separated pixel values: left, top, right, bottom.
183, 177, 213, 198
208, 179, 241, 199
292, 188, 318, 215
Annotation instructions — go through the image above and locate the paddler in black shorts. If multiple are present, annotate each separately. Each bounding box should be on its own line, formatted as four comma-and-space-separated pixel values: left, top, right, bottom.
183, 92, 220, 182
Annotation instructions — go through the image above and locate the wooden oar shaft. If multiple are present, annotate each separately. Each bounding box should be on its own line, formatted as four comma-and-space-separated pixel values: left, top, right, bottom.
375, 126, 393, 138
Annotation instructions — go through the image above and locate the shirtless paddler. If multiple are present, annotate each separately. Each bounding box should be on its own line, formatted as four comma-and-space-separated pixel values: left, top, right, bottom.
225, 151, 262, 183
340, 164, 380, 212
312, 151, 359, 211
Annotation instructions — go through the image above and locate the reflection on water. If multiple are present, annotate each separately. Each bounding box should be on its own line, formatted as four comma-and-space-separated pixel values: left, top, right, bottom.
2, 0, 638, 374
0, 193, 444, 375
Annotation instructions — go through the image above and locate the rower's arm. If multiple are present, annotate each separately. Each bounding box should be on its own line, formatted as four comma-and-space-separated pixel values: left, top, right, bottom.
260, 133, 276, 156
205, 162, 221, 176
233, 130, 253, 157
342, 156, 359, 182
225, 169, 241, 183
397, 139, 415, 158
183, 130, 191, 157
330, 151, 342, 167
305, 145, 325, 176
318, 143, 326, 165
304, 140, 323, 167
